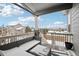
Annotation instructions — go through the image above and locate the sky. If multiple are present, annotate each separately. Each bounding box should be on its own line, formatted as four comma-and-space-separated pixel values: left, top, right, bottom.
0, 3, 67, 29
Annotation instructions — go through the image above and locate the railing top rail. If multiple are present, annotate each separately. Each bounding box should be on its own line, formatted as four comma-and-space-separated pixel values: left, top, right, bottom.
50, 32, 73, 35
0, 32, 34, 39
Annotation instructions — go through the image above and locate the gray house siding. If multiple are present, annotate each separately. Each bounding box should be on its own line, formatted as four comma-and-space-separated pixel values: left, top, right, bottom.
70, 4, 79, 55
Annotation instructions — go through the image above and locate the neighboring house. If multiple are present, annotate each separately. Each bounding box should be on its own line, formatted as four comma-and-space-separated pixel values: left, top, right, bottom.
0, 27, 7, 37
7, 23, 26, 36
0, 28, 2, 36
0, 23, 26, 36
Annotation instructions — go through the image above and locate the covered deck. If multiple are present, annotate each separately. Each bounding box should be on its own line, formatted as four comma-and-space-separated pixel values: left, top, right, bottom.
0, 3, 76, 56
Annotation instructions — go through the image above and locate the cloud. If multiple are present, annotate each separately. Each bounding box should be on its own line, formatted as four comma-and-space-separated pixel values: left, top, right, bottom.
7, 16, 35, 26
8, 16, 35, 26
54, 21, 64, 25
0, 4, 24, 16
8, 15, 41, 27
18, 16, 34, 22
8, 20, 29, 26
8, 21, 22, 26
18, 16, 41, 22
1, 5, 12, 16
47, 21, 67, 29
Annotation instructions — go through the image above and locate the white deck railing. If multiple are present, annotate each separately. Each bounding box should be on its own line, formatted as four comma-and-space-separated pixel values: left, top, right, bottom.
41, 32, 73, 50
50, 32, 73, 43
0, 32, 34, 45
45, 32, 73, 43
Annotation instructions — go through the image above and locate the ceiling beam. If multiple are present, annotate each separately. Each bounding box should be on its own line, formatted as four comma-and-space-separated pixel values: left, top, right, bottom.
34, 3, 73, 16
13, 3, 36, 16
13, 3, 73, 16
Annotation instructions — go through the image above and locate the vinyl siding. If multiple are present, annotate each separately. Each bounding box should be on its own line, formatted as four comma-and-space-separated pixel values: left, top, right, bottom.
70, 4, 79, 55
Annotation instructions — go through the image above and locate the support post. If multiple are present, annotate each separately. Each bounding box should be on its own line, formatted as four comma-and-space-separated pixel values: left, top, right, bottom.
67, 10, 71, 32
34, 15, 40, 41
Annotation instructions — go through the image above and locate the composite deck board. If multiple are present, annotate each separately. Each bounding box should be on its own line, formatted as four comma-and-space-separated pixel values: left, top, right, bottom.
2, 40, 40, 56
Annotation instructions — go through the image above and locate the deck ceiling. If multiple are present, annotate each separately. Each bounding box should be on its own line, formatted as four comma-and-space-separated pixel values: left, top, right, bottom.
15, 3, 73, 16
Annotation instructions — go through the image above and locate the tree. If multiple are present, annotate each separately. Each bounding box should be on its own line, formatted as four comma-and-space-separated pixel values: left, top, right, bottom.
40, 28, 48, 34
43, 28, 48, 34
25, 26, 32, 33
0, 29, 2, 35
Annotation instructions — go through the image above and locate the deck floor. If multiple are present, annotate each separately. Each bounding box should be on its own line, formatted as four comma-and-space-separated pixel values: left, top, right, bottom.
2, 40, 40, 56
1, 40, 76, 56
